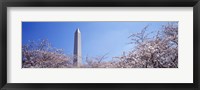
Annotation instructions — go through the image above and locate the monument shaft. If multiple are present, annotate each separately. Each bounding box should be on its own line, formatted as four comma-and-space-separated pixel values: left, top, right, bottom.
73, 28, 82, 67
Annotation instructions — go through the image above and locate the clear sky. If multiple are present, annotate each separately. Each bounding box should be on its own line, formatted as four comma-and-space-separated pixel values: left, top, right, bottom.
22, 21, 173, 62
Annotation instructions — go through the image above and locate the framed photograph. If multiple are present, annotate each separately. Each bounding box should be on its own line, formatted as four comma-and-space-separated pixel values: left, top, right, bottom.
0, 0, 199, 90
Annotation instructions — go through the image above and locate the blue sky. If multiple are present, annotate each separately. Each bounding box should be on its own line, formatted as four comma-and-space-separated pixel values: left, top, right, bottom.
22, 22, 174, 62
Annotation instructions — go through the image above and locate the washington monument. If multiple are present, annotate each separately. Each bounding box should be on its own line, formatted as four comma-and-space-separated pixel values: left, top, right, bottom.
73, 28, 82, 67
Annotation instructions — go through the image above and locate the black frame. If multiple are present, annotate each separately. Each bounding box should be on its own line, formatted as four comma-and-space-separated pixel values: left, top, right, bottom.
0, 0, 199, 90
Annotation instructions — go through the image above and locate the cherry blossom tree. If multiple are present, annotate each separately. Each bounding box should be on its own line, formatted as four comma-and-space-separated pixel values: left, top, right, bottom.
113, 22, 178, 68
22, 39, 73, 68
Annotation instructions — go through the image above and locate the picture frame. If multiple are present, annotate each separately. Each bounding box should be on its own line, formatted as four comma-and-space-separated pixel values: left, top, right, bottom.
0, 0, 199, 90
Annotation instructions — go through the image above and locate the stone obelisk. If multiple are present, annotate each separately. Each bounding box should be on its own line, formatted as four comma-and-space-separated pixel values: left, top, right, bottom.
73, 28, 82, 67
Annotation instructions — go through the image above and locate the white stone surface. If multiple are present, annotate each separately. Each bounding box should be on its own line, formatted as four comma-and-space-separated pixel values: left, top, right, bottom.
73, 28, 82, 67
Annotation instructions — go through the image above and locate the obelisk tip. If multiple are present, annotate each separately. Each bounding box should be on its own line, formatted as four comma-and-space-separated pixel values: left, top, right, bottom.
76, 28, 80, 33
